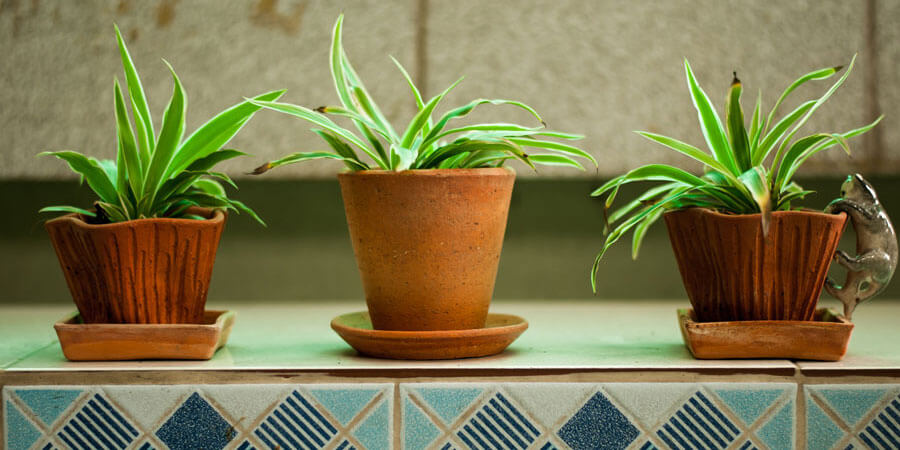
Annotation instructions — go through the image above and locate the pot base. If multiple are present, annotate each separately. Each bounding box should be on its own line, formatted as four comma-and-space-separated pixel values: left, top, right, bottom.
54, 310, 234, 361
331, 311, 527, 360
678, 308, 853, 361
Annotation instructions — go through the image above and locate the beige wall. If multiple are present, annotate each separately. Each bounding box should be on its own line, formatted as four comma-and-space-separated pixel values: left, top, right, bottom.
1, 0, 895, 179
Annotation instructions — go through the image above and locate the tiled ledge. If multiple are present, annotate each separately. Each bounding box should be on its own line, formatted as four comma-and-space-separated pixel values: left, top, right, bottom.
2, 300, 900, 374
2, 301, 900, 449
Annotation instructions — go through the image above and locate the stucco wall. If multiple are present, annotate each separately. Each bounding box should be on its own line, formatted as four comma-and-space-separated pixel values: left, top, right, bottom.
1, 0, 895, 178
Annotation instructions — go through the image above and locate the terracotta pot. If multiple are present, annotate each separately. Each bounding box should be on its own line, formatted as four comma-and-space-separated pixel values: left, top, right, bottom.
45, 208, 226, 324
664, 208, 847, 322
338, 168, 515, 331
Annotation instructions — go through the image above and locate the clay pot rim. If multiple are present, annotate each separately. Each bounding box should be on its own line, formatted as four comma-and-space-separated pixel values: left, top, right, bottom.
337, 167, 515, 179
665, 206, 847, 222
45, 207, 225, 230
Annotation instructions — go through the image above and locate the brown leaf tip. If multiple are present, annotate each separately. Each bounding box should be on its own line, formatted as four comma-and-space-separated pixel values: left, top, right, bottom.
732, 71, 741, 86
250, 163, 271, 175
315, 106, 327, 113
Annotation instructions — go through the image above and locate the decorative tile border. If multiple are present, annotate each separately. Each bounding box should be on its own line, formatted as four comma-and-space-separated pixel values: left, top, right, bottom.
805, 384, 900, 450
3, 384, 392, 450
400, 382, 795, 450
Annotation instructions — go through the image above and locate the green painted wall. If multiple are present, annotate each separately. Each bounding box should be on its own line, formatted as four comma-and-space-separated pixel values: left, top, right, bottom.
2, 177, 898, 303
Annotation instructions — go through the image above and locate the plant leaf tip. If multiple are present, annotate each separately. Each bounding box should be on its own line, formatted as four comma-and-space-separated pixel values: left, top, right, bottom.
250, 163, 271, 175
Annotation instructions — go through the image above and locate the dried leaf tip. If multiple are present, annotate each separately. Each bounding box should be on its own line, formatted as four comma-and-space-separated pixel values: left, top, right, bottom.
250, 163, 271, 175
731, 71, 741, 86
315, 106, 327, 113
834, 65, 845, 72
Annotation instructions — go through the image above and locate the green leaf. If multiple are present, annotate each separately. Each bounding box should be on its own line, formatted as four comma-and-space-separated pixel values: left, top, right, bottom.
506, 137, 596, 166
738, 165, 771, 233
592, 188, 693, 292
462, 150, 515, 168
96, 202, 128, 222
527, 153, 585, 170
113, 79, 144, 196
400, 77, 464, 149
777, 116, 882, 190
752, 100, 815, 166
748, 90, 763, 153
770, 55, 857, 179
632, 207, 664, 259
185, 149, 246, 172
230, 198, 266, 226
421, 98, 545, 150
41, 151, 119, 204
170, 90, 286, 179
114, 24, 154, 163
726, 74, 751, 171
143, 60, 186, 205
764, 65, 841, 135
192, 178, 226, 197
251, 151, 365, 174
684, 59, 738, 175
635, 131, 734, 179
317, 105, 392, 142
39, 205, 98, 218
312, 129, 369, 170
250, 99, 388, 169
591, 163, 707, 198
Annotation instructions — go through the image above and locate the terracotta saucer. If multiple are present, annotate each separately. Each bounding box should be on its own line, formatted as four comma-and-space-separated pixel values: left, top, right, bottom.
678, 308, 854, 361
331, 311, 528, 360
54, 310, 235, 361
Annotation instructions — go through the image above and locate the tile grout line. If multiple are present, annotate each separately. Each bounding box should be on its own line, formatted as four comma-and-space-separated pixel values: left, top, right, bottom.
394, 382, 401, 450
414, 0, 429, 98
863, 0, 884, 171
795, 376, 806, 450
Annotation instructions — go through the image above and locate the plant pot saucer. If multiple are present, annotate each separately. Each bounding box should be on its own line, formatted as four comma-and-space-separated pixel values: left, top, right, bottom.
330, 311, 528, 360
678, 308, 854, 361
54, 310, 235, 361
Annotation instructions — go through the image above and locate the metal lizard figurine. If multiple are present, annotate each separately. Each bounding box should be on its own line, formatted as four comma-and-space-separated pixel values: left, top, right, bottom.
825, 174, 898, 320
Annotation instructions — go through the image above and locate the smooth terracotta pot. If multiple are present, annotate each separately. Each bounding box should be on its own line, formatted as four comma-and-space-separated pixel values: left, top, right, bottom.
338, 168, 515, 331
664, 208, 847, 322
45, 208, 225, 324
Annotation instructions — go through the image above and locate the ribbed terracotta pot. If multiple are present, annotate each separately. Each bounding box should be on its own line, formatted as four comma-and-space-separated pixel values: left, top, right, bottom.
338, 168, 515, 331
664, 208, 848, 322
45, 208, 225, 324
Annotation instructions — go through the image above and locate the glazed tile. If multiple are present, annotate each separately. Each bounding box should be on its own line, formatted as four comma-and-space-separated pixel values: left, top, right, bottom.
3, 384, 393, 450
0, 305, 68, 368
797, 300, 900, 371
4, 301, 797, 371
400, 382, 796, 450
805, 384, 900, 449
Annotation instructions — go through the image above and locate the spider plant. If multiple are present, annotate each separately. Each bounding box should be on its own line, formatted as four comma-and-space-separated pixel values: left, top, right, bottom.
40, 25, 282, 225
590, 56, 882, 290
249, 15, 595, 174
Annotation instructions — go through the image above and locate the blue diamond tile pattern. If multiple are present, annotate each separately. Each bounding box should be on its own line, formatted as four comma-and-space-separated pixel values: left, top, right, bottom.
558, 392, 639, 450
6, 399, 42, 450
156, 392, 233, 450
456, 392, 541, 450
253, 390, 339, 449
859, 394, 900, 449
655, 390, 740, 450
56, 393, 139, 450
14, 389, 83, 428
334, 439, 358, 450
